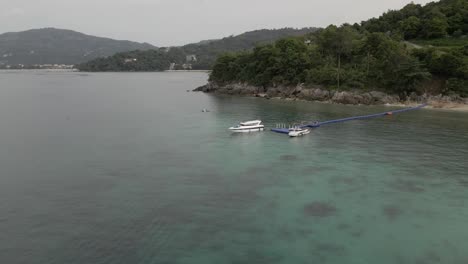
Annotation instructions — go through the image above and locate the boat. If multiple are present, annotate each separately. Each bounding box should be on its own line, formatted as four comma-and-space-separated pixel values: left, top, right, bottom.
229, 120, 264, 132
288, 127, 311, 137
202, 108, 210, 112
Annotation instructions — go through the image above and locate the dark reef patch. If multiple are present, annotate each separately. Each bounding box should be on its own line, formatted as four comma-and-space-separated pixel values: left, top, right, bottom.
333, 186, 363, 196
414, 250, 442, 264
277, 227, 295, 241
329, 176, 355, 186
295, 228, 315, 236
337, 223, 351, 230
383, 205, 403, 221
244, 166, 274, 177
315, 243, 346, 256
304, 202, 337, 218
458, 179, 468, 188
279, 154, 298, 161
157, 204, 197, 225
351, 230, 365, 237
303, 179, 315, 186
390, 179, 425, 193
301, 165, 335, 174
413, 209, 437, 218
231, 249, 284, 264
208, 243, 225, 251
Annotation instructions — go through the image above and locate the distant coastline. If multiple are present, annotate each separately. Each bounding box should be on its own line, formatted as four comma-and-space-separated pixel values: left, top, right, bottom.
0, 68, 77, 72
0, 64, 75, 70
164, 70, 211, 73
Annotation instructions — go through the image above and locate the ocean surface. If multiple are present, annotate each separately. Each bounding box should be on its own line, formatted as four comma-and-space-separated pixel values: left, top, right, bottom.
1, 70, 468, 264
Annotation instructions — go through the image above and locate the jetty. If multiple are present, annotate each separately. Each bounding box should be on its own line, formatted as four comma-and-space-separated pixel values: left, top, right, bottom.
271, 103, 427, 134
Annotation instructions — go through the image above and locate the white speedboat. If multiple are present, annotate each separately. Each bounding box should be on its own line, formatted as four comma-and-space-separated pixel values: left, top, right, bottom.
288, 127, 311, 137
229, 120, 264, 132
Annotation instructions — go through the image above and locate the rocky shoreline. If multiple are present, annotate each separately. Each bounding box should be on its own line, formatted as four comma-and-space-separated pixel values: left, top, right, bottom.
194, 82, 468, 110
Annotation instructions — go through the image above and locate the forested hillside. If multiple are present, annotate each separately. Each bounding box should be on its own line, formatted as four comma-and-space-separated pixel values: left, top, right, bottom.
0, 28, 156, 65
76, 28, 318, 71
362, 0, 468, 39
76, 49, 184, 72
209, 0, 468, 97
181, 28, 319, 69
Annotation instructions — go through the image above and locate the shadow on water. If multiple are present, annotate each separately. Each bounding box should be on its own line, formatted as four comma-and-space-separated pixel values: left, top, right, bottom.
382, 205, 404, 222
389, 179, 425, 193
303, 202, 338, 218
279, 154, 298, 161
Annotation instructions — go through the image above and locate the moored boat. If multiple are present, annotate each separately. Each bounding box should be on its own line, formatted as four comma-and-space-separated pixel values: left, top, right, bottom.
288, 127, 311, 137
229, 120, 264, 132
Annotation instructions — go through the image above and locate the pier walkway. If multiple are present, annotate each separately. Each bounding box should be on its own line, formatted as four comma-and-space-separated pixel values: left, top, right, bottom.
271, 103, 427, 134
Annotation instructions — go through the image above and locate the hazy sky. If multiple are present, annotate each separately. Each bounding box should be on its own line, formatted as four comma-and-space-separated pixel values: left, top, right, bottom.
2, 0, 433, 46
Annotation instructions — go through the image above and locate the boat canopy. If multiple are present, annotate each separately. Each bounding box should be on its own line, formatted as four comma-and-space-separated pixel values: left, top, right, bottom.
240, 120, 262, 126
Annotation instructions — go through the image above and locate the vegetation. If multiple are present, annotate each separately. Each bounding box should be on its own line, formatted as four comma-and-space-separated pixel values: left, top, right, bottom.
210, 0, 468, 97
0, 28, 156, 65
361, 0, 468, 39
412, 37, 467, 47
77, 49, 184, 72
77, 28, 318, 71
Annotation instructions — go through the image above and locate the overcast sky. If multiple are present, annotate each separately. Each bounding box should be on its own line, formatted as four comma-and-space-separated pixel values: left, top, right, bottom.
2, 0, 433, 47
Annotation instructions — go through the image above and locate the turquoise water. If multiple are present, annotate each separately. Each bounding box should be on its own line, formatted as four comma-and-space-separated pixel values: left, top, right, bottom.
1, 71, 468, 264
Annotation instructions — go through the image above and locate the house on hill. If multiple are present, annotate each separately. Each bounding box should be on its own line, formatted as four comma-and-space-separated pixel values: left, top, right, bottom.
186, 55, 197, 63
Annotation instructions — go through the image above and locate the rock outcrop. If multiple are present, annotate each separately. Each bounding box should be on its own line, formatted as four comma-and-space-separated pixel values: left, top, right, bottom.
193, 82, 465, 106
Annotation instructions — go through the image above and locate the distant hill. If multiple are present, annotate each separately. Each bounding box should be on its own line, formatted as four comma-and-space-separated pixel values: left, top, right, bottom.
77, 27, 319, 71
0, 28, 156, 65
180, 28, 319, 69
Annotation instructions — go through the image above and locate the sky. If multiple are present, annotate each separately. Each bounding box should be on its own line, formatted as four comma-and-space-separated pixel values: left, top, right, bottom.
1, 0, 434, 47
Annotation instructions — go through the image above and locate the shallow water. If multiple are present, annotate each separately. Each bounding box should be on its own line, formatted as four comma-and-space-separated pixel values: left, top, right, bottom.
1, 71, 468, 264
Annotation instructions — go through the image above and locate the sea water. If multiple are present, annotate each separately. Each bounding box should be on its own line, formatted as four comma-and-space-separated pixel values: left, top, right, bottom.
1, 71, 467, 264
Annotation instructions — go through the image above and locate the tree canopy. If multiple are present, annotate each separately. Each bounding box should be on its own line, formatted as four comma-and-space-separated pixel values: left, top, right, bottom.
361, 0, 468, 39
76, 28, 318, 71
210, 24, 467, 96
209, 0, 468, 97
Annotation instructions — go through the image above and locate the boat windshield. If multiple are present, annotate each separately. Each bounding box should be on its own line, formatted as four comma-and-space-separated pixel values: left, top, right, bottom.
240, 121, 261, 126
290, 127, 306, 131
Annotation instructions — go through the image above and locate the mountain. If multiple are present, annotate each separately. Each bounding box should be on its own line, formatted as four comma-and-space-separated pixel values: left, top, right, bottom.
77, 27, 319, 71
0, 28, 156, 65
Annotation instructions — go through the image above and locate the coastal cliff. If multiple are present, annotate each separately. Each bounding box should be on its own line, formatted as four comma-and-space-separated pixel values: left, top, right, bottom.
194, 82, 468, 108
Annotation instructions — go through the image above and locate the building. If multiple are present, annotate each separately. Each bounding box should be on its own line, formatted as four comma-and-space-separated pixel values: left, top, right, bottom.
182, 63, 192, 70
124, 58, 137, 63
169, 63, 176, 70
186, 55, 197, 63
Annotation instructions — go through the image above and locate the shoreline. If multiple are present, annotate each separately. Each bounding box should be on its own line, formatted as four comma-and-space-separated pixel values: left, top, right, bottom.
164, 70, 211, 73
194, 82, 468, 112
261, 96, 468, 112
410, 103, 468, 112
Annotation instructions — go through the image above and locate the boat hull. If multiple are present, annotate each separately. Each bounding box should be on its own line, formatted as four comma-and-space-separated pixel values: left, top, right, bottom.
288, 129, 311, 137
229, 126, 265, 133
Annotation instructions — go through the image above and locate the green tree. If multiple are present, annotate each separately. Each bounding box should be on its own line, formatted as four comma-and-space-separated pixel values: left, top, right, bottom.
399, 16, 422, 39
209, 53, 239, 83
317, 25, 356, 89
423, 17, 449, 38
